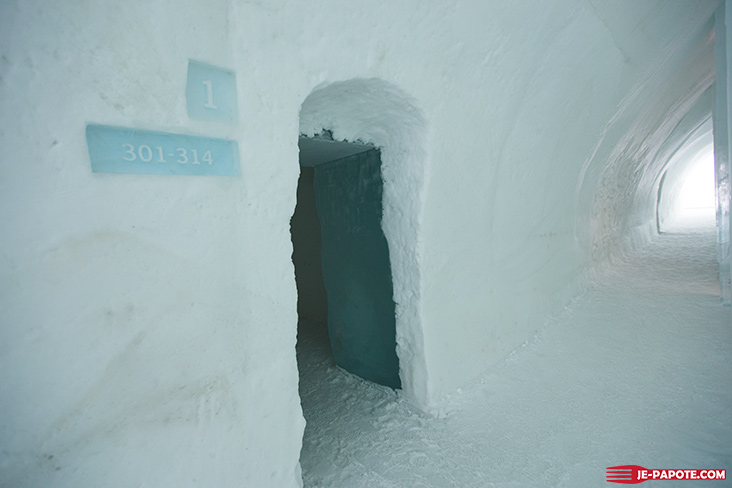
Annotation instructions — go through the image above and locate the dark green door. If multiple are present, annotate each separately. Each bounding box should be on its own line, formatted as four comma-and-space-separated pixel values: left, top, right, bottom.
314, 149, 401, 389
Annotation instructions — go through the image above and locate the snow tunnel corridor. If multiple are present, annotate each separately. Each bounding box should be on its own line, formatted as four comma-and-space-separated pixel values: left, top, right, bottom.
296, 226, 732, 487
658, 146, 716, 233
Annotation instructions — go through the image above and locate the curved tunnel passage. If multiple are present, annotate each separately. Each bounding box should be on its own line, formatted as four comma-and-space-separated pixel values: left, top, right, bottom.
577, 34, 717, 264
657, 135, 715, 233
295, 3, 732, 486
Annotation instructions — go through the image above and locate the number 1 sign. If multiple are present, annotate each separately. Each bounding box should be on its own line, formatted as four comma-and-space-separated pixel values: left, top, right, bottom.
186, 60, 238, 124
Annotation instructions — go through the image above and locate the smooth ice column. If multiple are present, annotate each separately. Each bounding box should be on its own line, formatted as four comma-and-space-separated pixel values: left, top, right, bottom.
715, 5, 732, 304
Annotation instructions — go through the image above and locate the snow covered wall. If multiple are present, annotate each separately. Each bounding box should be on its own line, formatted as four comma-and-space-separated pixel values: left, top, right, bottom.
0, 0, 723, 486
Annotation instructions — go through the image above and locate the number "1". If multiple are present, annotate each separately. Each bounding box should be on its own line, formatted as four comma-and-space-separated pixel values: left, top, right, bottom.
202, 80, 217, 109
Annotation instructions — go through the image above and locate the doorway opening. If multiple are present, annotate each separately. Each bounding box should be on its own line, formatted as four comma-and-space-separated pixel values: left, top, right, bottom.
294, 78, 430, 413
293, 77, 429, 485
292, 132, 401, 389
292, 132, 404, 484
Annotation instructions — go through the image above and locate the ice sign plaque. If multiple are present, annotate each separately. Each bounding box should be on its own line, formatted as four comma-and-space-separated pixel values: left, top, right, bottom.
86, 125, 240, 176
186, 60, 238, 124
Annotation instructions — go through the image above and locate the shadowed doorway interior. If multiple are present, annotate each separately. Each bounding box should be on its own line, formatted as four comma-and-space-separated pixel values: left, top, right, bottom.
292, 133, 401, 389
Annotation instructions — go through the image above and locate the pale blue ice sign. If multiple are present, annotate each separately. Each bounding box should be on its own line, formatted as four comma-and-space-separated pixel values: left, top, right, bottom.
86, 125, 240, 176
186, 60, 238, 124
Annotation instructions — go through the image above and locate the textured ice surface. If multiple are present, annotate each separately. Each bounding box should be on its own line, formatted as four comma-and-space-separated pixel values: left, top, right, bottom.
0, 0, 726, 485
298, 225, 731, 487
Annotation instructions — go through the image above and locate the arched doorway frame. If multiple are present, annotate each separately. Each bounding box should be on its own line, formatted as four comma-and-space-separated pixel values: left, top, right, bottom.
298, 78, 430, 408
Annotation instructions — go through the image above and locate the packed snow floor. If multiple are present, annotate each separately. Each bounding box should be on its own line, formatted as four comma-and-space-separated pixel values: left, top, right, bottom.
296, 219, 732, 488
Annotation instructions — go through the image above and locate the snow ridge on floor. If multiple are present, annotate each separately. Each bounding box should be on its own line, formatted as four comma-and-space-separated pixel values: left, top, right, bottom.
297, 226, 732, 488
